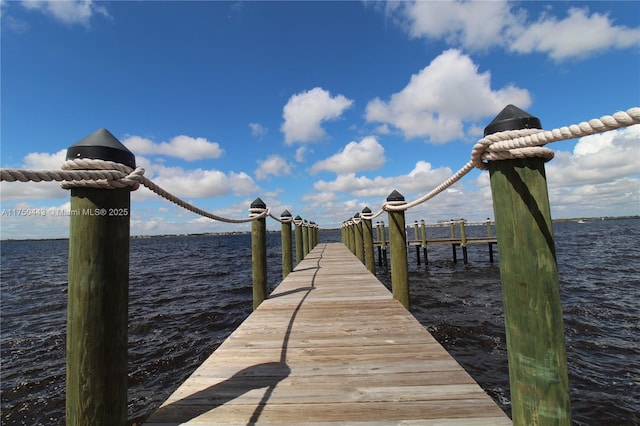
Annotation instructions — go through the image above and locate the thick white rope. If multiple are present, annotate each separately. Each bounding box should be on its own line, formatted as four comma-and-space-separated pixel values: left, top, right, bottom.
1, 158, 267, 224
3, 107, 638, 220
383, 107, 640, 212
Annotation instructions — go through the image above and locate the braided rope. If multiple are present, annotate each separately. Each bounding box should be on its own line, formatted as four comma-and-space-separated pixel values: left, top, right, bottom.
383, 107, 640, 212
1, 158, 267, 224
3, 107, 638, 221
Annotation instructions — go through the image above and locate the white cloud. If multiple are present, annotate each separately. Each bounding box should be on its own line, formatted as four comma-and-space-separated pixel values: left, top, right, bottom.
366, 49, 530, 143
0, 149, 67, 200
21, 0, 109, 26
149, 164, 257, 198
310, 136, 385, 175
313, 161, 453, 199
295, 147, 308, 163
255, 155, 292, 180
383, 1, 640, 61
123, 135, 224, 161
509, 7, 640, 61
394, 0, 516, 52
249, 122, 267, 138
546, 125, 640, 187
281, 87, 353, 144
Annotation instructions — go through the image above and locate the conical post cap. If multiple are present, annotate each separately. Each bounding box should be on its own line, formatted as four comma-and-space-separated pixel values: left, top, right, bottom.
484, 105, 542, 136
250, 198, 267, 209
66, 128, 136, 168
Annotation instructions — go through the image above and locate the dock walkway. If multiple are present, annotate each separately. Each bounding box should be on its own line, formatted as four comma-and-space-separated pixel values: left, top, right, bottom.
145, 243, 511, 425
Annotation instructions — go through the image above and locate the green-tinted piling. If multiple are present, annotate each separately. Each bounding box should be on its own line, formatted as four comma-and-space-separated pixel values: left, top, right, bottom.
413, 220, 421, 265
386, 190, 409, 310
362, 207, 376, 274
354, 213, 364, 263
294, 215, 304, 263
281, 210, 293, 279
250, 198, 268, 310
420, 219, 428, 265
302, 220, 310, 257
486, 105, 571, 425
65, 129, 132, 425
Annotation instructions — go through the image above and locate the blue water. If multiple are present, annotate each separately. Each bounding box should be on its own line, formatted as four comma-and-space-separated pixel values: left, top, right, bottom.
1, 219, 638, 425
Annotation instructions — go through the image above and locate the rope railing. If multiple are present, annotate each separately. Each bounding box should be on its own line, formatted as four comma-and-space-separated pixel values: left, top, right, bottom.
380, 106, 640, 213
1, 157, 271, 224
342, 105, 640, 426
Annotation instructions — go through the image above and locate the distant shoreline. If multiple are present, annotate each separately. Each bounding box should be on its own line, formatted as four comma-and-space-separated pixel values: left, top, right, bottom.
2, 215, 638, 243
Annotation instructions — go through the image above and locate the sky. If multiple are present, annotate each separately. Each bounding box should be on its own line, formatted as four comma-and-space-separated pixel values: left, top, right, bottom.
1, 0, 639, 240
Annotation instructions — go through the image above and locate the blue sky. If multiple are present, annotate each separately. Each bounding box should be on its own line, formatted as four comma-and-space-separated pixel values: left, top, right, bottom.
1, 0, 639, 239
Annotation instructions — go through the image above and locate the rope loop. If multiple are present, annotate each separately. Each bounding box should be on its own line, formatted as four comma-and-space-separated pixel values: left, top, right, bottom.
59, 158, 144, 190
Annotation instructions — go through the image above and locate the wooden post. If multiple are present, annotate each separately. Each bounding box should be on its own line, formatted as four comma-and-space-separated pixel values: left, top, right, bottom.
376, 222, 382, 266
420, 219, 428, 265
65, 129, 132, 425
487, 218, 495, 263
362, 207, 376, 274
302, 220, 310, 257
349, 218, 357, 255
294, 215, 303, 263
449, 221, 457, 262
341, 221, 347, 246
310, 222, 318, 249
281, 210, 293, 279
413, 220, 420, 265
485, 105, 571, 425
460, 221, 468, 265
379, 220, 388, 268
386, 190, 409, 310
354, 213, 365, 263
250, 198, 267, 310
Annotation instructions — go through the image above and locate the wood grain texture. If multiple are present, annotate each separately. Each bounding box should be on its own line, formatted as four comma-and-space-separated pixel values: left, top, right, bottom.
145, 243, 511, 425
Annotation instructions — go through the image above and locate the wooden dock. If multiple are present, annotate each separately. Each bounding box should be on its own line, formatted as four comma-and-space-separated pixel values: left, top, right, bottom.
145, 242, 511, 425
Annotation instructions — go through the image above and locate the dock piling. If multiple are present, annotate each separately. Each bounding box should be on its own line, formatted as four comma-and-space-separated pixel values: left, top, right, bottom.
386, 190, 409, 310
362, 207, 376, 274
281, 210, 293, 278
250, 198, 268, 310
294, 215, 304, 263
486, 105, 571, 425
354, 213, 364, 264
65, 129, 132, 425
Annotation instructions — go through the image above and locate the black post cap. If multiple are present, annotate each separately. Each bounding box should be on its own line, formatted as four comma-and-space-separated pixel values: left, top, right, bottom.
354, 212, 360, 218
484, 105, 542, 136
386, 189, 405, 202
280, 209, 292, 218
66, 128, 136, 168
362, 207, 372, 214
295, 215, 302, 220
250, 198, 266, 209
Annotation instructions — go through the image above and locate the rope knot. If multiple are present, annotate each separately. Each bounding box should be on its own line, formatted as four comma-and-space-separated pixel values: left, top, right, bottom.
60, 158, 144, 190
471, 128, 555, 171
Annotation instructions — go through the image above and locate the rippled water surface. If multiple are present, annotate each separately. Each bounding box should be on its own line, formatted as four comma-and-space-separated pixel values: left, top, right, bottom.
1, 219, 638, 425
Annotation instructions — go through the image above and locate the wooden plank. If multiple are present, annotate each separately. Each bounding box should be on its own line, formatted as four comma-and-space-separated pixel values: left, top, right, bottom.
145, 243, 511, 425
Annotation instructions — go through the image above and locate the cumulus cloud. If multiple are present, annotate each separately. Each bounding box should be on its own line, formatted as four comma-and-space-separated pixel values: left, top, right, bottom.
20, 0, 109, 26
509, 7, 640, 61
310, 136, 385, 175
313, 161, 453, 198
148, 164, 256, 198
382, 1, 639, 61
281, 87, 353, 144
0, 149, 67, 200
123, 135, 224, 161
546, 125, 640, 187
366, 49, 530, 142
255, 155, 293, 180
249, 122, 267, 138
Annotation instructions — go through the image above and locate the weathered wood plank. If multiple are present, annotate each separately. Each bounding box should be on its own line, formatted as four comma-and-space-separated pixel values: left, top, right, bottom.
145, 243, 511, 425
